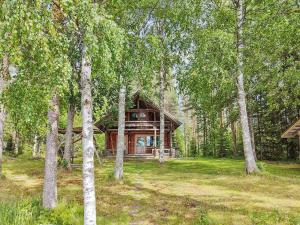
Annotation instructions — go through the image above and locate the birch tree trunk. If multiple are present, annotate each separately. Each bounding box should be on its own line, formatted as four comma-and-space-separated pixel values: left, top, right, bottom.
159, 65, 165, 163
64, 102, 75, 170
43, 95, 59, 208
248, 114, 257, 160
80, 45, 96, 225
0, 55, 8, 177
235, 0, 259, 173
114, 81, 126, 180
231, 121, 237, 157
33, 134, 41, 158
13, 131, 20, 155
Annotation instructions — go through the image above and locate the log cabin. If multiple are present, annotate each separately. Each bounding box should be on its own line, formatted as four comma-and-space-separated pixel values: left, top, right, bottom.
95, 92, 182, 158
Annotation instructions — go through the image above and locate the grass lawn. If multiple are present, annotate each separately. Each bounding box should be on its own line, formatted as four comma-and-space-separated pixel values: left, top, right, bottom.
1, 156, 300, 225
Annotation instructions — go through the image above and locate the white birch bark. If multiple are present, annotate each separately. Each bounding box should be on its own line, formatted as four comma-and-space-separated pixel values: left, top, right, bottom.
13, 131, 19, 155
43, 95, 59, 208
248, 114, 257, 160
0, 55, 8, 177
114, 80, 126, 180
159, 65, 165, 163
64, 102, 75, 170
80, 45, 96, 225
33, 134, 41, 158
235, 0, 259, 173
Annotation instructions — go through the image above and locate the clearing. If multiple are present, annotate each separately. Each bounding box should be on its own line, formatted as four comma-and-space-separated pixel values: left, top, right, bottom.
1, 156, 300, 225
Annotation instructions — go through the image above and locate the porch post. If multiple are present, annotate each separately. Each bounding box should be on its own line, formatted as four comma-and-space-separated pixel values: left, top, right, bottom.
170, 130, 173, 149
154, 127, 158, 158
298, 131, 300, 161
105, 131, 108, 150
170, 130, 175, 158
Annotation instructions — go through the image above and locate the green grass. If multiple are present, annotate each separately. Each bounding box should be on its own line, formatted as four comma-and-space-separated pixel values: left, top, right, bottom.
1, 156, 300, 224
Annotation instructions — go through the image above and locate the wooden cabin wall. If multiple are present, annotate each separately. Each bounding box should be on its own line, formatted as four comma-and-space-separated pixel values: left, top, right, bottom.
106, 131, 171, 154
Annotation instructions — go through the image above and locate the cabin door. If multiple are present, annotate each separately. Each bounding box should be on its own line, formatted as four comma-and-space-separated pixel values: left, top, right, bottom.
135, 135, 146, 154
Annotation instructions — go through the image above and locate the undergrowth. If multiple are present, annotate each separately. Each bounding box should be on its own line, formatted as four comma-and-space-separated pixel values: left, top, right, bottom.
0, 198, 83, 225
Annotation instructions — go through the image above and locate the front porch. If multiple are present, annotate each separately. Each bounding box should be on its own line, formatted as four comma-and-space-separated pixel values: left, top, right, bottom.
104, 148, 177, 159
105, 127, 178, 158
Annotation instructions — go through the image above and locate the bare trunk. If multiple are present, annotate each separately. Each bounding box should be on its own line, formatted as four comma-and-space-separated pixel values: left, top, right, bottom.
64, 102, 75, 170
33, 134, 41, 158
114, 81, 126, 180
236, 0, 259, 173
159, 65, 165, 163
43, 95, 59, 208
248, 114, 257, 160
231, 121, 237, 157
81, 45, 96, 225
13, 131, 20, 155
0, 55, 8, 177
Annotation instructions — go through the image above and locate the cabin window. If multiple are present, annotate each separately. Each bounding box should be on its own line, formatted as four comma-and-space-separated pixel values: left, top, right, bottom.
130, 112, 138, 121
155, 112, 160, 121
156, 136, 160, 146
146, 136, 154, 147
145, 136, 160, 147
148, 112, 154, 121
140, 112, 146, 120
139, 100, 147, 109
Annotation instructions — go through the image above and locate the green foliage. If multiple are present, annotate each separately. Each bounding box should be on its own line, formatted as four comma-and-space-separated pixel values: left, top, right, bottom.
177, 0, 300, 160
195, 208, 214, 225
250, 210, 296, 225
174, 129, 185, 155
257, 161, 266, 172
58, 158, 69, 169
0, 198, 83, 225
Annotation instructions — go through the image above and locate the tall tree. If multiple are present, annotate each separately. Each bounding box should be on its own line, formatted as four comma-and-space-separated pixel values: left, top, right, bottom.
32, 134, 41, 158
114, 79, 126, 180
159, 63, 165, 163
235, 0, 259, 173
0, 55, 8, 177
43, 95, 59, 208
80, 44, 96, 225
63, 97, 75, 170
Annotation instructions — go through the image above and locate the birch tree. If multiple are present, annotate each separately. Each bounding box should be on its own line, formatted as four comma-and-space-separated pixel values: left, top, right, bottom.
43, 95, 59, 208
114, 79, 126, 180
0, 55, 8, 177
32, 134, 41, 158
235, 0, 259, 173
80, 44, 96, 225
159, 63, 165, 163
64, 98, 75, 170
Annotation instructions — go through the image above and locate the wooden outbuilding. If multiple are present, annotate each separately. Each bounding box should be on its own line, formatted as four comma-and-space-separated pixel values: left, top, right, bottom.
282, 118, 300, 159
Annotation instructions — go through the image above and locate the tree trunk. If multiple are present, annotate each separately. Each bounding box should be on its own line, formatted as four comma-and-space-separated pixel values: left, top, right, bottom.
13, 131, 20, 155
43, 95, 59, 208
0, 55, 8, 177
235, 0, 259, 173
33, 134, 41, 158
80, 45, 96, 225
231, 121, 237, 157
114, 81, 126, 180
64, 102, 75, 170
159, 65, 165, 163
248, 114, 257, 160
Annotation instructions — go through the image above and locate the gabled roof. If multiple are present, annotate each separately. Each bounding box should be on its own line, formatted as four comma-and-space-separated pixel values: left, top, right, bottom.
281, 118, 300, 138
95, 92, 182, 132
132, 92, 182, 127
